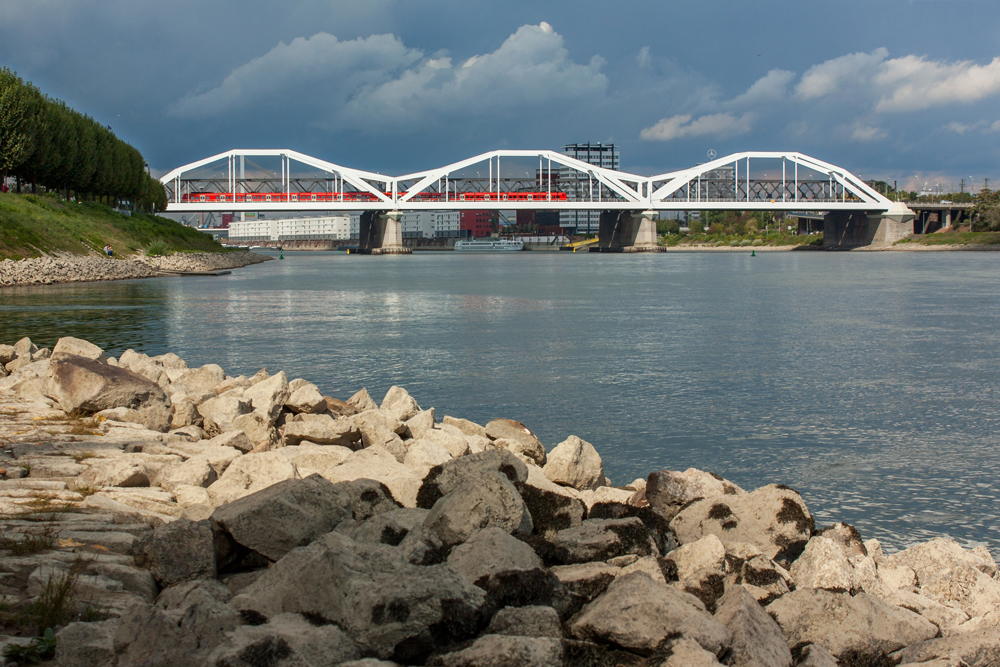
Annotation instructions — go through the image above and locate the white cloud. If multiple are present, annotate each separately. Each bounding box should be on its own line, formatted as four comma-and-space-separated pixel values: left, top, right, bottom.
991, 120, 1000, 133
876, 55, 1000, 111
637, 46, 651, 68
169, 22, 608, 131
796, 48, 888, 99
850, 124, 886, 142
640, 112, 753, 141
731, 69, 795, 106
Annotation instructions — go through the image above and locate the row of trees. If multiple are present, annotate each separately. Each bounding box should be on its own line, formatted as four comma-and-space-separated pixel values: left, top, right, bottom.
0, 67, 167, 213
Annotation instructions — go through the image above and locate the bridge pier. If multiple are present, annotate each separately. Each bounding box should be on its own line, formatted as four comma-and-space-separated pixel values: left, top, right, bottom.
823, 203, 915, 248
590, 209, 664, 252
357, 210, 411, 255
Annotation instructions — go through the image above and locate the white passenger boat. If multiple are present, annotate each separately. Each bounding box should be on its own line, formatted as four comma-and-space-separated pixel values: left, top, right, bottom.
453, 238, 524, 252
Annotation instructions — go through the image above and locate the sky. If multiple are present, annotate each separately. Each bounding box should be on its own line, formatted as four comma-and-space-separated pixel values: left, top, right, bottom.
1, 0, 999, 191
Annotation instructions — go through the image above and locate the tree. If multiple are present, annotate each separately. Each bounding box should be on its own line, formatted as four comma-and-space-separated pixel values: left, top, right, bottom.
0, 68, 35, 180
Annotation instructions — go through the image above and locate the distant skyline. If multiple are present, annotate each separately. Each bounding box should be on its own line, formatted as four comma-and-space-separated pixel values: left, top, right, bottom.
1, 0, 998, 191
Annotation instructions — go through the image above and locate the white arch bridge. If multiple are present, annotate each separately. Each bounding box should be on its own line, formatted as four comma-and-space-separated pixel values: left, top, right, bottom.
160, 149, 914, 253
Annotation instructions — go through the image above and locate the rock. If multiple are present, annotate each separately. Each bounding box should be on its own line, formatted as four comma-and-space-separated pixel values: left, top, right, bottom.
887, 589, 969, 635
55, 618, 119, 667
437, 635, 573, 667
381, 385, 421, 422
795, 644, 840, 667
551, 562, 620, 603
443, 415, 489, 438
14, 336, 37, 357
880, 563, 918, 591
723, 544, 792, 604
348, 387, 378, 411
425, 470, 532, 547
423, 427, 473, 458
325, 395, 360, 416
283, 414, 360, 447
206, 429, 254, 454
713, 584, 792, 667
619, 555, 669, 584
520, 466, 587, 537
0, 344, 16, 365
487, 606, 563, 639
333, 478, 401, 521
588, 501, 678, 556
44, 353, 168, 413
666, 534, 727, 581
542, 435, 604, 491
768, 588, 938, 664
323, 445, 425, 508
546, 518, 658, 565
353, 409, 408, 461
134, 518, 216, 586
347, 508, 429, 546
212, 474, 352, 561
404, 438, 453, 468
570, 571, 731, 655
207, 450, 300, 506
485, 418, 546, 465
892, 627, 1000, 666
447, 527, 544, 586
89, 562, 158, 602
174, 485, 213, 508
406, 409, 436, 439
198, 395, 252, 436
231, 531, 486, 662
646, 468, 745, 519
281, 443, 353, 477
669, 484, 813, 563
81, 457, 152, 487
159, 456, 217, 491
170, 400, 201, 429
660, 637, 724, 666
233, 410, 279, 450
206, 612, 362, 667
789, 535, 856, 592
884, 537, 1000, 618
285, 383, 327, 414
177, 364, 227, 395
417, 449, 528, 509
243, 370, 290, 422
52, 336, 107, 363
817, 522, 868, 558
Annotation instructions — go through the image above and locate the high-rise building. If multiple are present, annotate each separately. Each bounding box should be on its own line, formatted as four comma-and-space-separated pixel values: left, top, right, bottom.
559, 143, 619, 234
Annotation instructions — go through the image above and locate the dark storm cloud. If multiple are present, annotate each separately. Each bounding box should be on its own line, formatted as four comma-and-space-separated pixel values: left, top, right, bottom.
1, 0, 998, 188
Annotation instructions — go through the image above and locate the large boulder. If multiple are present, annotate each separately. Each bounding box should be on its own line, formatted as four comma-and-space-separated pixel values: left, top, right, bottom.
646, 468, 746, 519
283, 413, 360, 447
443, 415, 489, 438
52, 336, 107, 363
545, 518, 658, 565
284, 382, 327, 414
416, 449, 528, 509
424, 470, 532, 547
231, 531, 487, 662
207, 451, 301, 506
520, 466, 587, 537
570, 571, 731, 655
669, 484, 813, 563
892, 627, 1000, 666
280, 443, 353, 478
352, 410, 408, 461
404, 438, 453, 468
44, 354, 168, 413
381, 385, 422, 422
542, 436, 604, 491
55, 618, 119, 667
883, 537, 1000, 618
243, 370, 291, 422
323, 445, 426, 508
177, 364, 227, 395
198, 395, 252, 436
713, 584, 792, 667
206, 612, 362, 667
789, 535, 858, 592
768, 588, 938, 664
212, 474, 353, 561
487, 606, 563, 639
348, 387, 378, 411
133, 518, 216, 586
447, 527, 544, 586
485, 418, 546, 466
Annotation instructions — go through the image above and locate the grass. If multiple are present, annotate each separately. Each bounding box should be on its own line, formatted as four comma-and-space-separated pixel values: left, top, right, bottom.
144, 238, 173, 256
0, 191, 225, 260
0, 524, 56, 555
662, 232, 823, 248
897, 231, 1000, 246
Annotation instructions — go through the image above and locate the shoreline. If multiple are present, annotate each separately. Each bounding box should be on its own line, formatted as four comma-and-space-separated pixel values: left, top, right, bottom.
1, 335, 998, 665
0, 250, 271, 288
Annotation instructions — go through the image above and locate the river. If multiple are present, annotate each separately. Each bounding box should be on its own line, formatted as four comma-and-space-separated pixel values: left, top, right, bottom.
3, 249, 1000, 553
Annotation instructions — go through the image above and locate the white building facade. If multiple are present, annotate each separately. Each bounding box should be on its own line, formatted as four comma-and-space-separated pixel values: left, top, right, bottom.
229, 215, 351, 242
559, 143, 620, 234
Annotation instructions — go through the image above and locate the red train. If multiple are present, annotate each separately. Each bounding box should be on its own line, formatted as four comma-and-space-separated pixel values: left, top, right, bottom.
178, 191, 568, 204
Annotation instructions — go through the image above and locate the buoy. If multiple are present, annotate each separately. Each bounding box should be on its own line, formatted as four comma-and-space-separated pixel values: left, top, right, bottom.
751, 249, 756, 256
279, 251, 284, 260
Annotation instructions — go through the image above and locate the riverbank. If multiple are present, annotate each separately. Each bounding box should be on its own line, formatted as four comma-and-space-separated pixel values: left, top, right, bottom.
0, 251, 270, 288
0, 335, 997, 666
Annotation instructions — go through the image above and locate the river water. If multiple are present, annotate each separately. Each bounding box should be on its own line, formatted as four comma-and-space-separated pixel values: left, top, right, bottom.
3, 249, 1000, 553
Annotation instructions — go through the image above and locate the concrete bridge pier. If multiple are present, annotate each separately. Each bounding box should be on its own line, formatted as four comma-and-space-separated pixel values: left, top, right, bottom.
357, 210, 411, 255
823, 203, 915, 249
591, 209, 665, 252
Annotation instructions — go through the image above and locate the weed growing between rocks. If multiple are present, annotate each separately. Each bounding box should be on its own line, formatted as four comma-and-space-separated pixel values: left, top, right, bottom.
0, 523, 56, 555
2, 627, 56, 664
144, 239, 172, 257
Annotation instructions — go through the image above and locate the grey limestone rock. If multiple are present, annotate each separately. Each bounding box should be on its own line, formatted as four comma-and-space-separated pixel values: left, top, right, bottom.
206, 612, 362, 667
547, 517, 658, 564
542, 435, 604, 491
54, 618, 120, 667
447, 526, 544, 586
713, 584, 791, 667
485, 418, 546, 466
892, 627, 1000, 667
51, 336, 107, 363
283, 413, 360, 447
424, 470, 533, 547
134, 518, 216, 587
44, 353, 168, 414
486, 605, 563, 639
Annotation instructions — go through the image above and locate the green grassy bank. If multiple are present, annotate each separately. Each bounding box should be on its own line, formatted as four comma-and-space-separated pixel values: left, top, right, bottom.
897, 231, 1000, 246
660, 232, 823, 248
0, 191, 223, 261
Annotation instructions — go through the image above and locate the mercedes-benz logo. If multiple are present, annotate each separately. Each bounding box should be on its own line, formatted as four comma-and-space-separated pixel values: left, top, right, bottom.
707, 149, 717, 160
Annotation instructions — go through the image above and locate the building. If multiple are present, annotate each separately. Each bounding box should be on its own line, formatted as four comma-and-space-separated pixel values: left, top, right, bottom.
559, 143, 619, 234
460, 210, 493, 238
432, 211, 463, 238
228, 215, 350, 243
401, 211, 435, 239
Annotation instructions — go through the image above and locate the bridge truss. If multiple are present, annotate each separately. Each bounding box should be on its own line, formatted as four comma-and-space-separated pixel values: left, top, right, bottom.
160, 149, 892, 214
